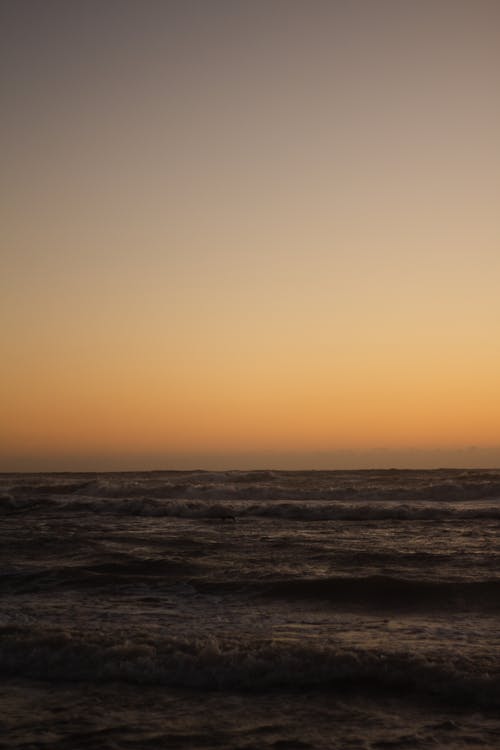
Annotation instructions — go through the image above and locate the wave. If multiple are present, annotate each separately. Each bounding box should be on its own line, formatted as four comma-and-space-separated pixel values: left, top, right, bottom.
76, 478, 500, 502
4, 470, 500, 505
3, 493, 500, 521
2, 565, 498, 611
0, 625, 497, 707
251, 575, 500, 611
0, 559, 201, 594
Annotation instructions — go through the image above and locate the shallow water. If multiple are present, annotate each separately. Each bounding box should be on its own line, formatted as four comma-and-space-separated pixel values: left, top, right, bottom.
1, 469, 499, 748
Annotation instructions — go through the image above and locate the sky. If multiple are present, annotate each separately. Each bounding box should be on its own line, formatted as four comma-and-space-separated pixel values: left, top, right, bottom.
1, 0, 499, 471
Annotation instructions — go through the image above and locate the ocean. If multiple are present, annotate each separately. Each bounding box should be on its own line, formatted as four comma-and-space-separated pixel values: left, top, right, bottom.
1, 469, 499, 749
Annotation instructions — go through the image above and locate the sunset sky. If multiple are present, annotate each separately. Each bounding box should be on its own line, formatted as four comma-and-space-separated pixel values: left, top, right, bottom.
1, 0, 499, 471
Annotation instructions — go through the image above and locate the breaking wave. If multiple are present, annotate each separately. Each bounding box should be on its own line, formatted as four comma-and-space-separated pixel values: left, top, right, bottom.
0, 625, 498, 707
3, 469, 500, 505
3, 494, 500, 521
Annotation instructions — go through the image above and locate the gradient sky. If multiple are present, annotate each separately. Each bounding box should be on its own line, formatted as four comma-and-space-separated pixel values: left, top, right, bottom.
1, 0, 499, 471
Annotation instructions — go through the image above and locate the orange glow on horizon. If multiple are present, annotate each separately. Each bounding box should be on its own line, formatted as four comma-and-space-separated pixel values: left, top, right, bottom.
1, 2, 500, 470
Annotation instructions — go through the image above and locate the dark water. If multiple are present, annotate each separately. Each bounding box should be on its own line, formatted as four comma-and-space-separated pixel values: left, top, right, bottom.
1, 469, 499, 749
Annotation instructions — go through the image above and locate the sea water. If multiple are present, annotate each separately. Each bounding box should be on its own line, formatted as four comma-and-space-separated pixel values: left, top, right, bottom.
1, 469, 499, 748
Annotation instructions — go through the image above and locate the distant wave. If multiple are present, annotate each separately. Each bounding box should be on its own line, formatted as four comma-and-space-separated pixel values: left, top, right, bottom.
1, 625, 498, 707
3, 493, 500, 521
3, 469, 500, 505
77, 478, 500, 502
